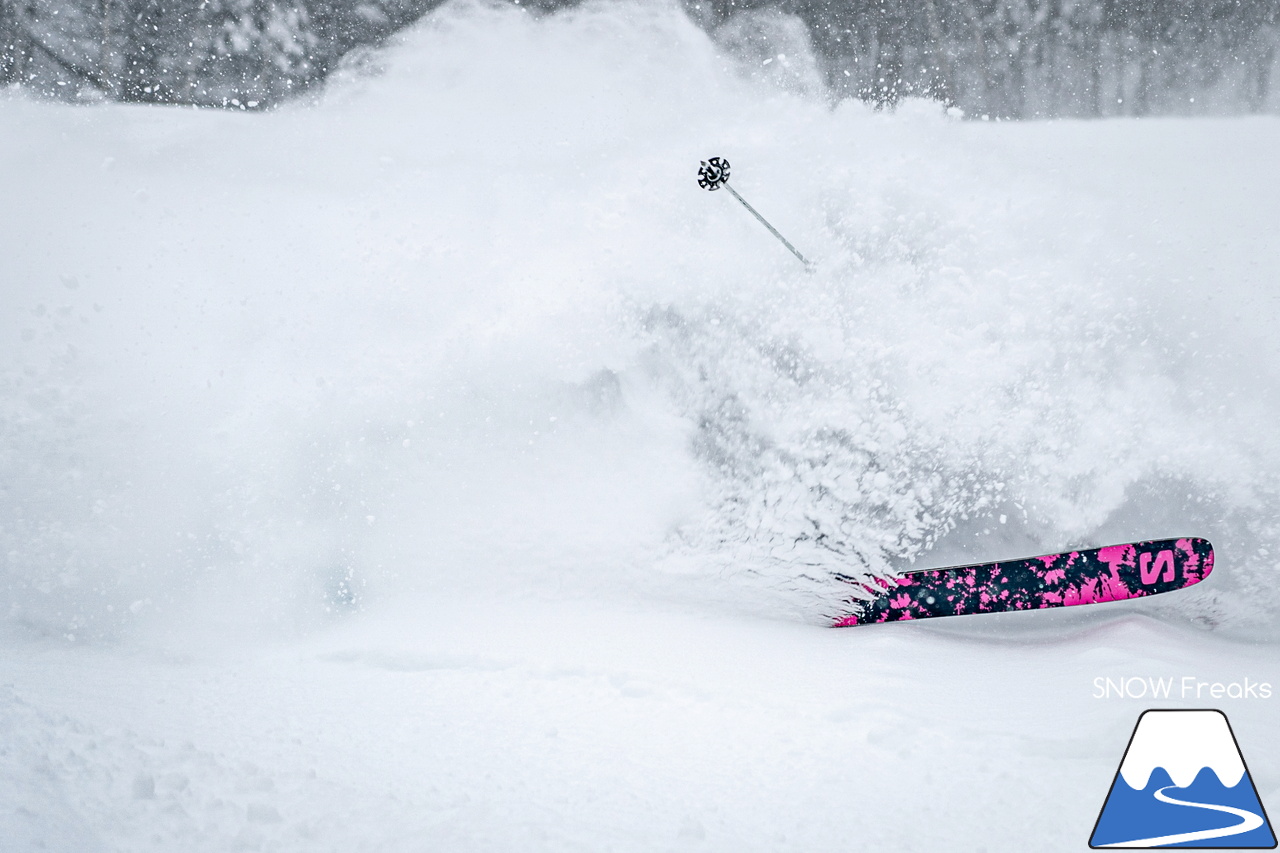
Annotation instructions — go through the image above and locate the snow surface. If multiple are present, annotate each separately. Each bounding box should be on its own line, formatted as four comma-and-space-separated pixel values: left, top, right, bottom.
2, 1, 1279, 850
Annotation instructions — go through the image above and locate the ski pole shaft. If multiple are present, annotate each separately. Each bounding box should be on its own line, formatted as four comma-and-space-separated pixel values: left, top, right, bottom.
722, 183, 811, 268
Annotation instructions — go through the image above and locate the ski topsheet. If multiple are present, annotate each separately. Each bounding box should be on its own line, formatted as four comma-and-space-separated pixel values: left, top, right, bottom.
833, 537, 1214, 627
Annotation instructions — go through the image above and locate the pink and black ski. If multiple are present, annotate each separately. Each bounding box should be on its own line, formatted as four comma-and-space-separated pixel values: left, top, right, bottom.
833, 537, 1214, 627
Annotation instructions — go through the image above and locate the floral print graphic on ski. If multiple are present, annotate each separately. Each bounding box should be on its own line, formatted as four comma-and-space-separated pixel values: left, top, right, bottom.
834, 538, 1214, 626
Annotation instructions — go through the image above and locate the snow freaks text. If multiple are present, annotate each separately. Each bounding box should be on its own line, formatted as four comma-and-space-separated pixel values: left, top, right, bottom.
1092, 677, 1273, 700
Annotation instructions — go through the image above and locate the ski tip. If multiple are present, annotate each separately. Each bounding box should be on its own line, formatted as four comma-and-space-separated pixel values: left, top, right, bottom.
1182, 536, 1214, 583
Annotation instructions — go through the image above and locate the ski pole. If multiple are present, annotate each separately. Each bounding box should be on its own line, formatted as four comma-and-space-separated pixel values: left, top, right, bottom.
697, 157, 812, 270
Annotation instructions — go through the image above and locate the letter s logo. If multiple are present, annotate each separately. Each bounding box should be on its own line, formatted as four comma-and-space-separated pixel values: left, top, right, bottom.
1139, 550, 1175, 585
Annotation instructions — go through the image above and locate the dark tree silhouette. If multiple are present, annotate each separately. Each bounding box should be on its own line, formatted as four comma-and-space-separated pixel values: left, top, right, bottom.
0, 0, 1276, 114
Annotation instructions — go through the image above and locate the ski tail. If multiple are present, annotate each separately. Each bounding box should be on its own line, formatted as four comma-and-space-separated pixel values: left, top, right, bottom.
832, 537, 1214, 627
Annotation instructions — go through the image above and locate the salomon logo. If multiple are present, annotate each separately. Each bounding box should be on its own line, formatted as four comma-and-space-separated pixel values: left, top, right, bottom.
1139, 550, 1176, 585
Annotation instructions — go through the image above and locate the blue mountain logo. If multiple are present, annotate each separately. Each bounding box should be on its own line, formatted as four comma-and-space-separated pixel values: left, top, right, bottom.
1091, 709, 1276, 848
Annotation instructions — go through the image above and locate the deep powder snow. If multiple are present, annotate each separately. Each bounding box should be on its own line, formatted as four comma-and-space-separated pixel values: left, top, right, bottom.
1, 2, 1278, 850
